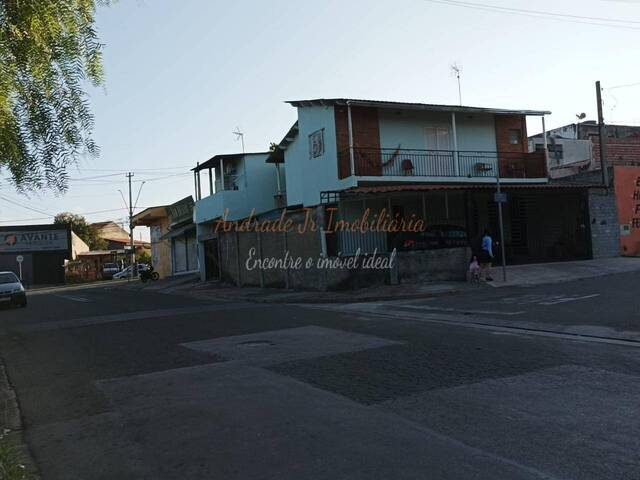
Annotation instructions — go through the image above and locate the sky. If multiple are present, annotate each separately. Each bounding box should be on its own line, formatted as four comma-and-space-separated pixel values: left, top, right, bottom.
2, 0, 640, 238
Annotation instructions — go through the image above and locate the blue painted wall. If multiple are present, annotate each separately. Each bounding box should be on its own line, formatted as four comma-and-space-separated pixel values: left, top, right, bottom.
284, 106, 354, 207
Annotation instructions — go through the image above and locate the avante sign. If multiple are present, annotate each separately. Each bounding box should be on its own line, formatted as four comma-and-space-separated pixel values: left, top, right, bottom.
0, 229, 69, 253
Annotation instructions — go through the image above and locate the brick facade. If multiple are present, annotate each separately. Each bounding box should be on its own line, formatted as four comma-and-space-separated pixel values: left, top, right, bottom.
591, 137, 640, 170
335, 106, 381, 177
494, 115, 528, 153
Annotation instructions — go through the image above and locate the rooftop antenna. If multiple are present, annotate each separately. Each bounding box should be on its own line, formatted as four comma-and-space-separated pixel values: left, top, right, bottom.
232, 127, 247, 187
450, 63, 463, 106
232, 127, 245, 155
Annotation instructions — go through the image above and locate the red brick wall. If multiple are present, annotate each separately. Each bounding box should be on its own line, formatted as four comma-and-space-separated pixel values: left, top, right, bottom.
494, 115, 528, 153
592, 137, 640, 169
494, 115, 544, 177
334, 106, 381, 177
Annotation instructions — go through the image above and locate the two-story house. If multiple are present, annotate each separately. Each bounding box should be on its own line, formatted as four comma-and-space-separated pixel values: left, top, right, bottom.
192, 152, 285, 280
272, 98, 607, 268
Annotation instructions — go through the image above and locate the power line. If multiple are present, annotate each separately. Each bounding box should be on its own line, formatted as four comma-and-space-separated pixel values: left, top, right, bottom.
0, 194, 54, 216
423, 0, 640, 30
0, 206, 152, 224
74, 166, 192, 173
606, 81, 640, 90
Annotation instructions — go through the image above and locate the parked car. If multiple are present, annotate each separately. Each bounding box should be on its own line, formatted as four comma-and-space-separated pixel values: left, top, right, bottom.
391, 224, 469, 251
0, 271, 27, 308
102, 262, 120, 279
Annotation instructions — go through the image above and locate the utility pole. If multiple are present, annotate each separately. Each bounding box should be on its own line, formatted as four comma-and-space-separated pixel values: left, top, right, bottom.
495, 169, 507, 283
596, 81, 609, 187
126, 172, 135, 280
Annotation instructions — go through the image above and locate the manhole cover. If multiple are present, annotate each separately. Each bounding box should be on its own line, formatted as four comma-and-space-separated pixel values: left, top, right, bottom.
237, 340, 274, 348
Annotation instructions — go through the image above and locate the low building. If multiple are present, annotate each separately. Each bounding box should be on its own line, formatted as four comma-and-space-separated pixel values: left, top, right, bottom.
192, 153, 283, 280
91, 220, 151, 253
0, 224, 73, 285
132, 205, 171, 278
133, 196, 198, 277
531, 122, 640, 256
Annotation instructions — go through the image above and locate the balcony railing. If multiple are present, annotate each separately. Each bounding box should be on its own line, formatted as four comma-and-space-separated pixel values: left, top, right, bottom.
339, 148, 547, 179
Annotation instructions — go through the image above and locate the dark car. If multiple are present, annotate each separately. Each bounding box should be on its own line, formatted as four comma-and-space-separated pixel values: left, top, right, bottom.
392, 224, 469, 251
0, 271, 27, 308
102, 262, 120, 280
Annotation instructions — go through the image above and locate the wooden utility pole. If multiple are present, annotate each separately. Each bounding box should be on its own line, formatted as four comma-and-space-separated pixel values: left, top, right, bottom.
596, 81, 609, 187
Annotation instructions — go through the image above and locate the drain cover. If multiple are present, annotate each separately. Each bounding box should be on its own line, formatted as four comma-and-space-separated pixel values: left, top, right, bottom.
237, 340, 274, 348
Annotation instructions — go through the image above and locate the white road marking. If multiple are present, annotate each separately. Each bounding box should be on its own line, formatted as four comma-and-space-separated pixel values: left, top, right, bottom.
538, 294, 601, 305
395, 304, 526, 316
496, 293, 601, 306
52, 294, 90, 303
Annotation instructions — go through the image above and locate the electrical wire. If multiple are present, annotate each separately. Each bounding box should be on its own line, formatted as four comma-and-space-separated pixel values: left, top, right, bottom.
0, 194, 55, 216
606, 81, 640, 90
0, 206, 152, 224
422, 0, 640, 30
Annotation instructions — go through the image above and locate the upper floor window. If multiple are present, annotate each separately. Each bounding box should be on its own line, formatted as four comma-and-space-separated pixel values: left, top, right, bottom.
509, 129, 522, 145
309, 129, 325, 158
425, 126, 451, 151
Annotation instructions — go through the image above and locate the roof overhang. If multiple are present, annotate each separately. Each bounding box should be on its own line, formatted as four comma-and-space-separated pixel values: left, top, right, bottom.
132, 206, 168, 226
320, 182, 598, 203
286, 98, 551, 117
193, 152, 271, 172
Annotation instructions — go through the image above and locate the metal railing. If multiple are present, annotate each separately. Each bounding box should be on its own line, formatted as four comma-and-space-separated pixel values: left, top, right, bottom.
339, 148, 547, 179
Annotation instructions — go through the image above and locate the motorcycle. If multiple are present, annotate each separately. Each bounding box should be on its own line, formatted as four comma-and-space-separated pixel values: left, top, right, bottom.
140, 265, 160, 283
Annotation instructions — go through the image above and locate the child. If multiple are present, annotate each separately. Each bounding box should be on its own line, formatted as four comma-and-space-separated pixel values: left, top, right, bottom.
468, 255, 480, 283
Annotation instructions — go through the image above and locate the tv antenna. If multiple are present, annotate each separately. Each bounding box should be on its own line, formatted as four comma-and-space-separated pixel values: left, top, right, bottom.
450, 63, 463, 106
232, 127, 245, 154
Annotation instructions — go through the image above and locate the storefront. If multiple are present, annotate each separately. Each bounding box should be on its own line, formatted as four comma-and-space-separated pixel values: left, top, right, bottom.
329, 184, 594, 266
163, 196, 199, 275
0, 224, 72, 285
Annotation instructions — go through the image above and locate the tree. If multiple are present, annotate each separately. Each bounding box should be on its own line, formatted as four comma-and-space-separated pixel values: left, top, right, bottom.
0, 1, 108, 191
54, 211, 106, 250
137, 249, 151, 266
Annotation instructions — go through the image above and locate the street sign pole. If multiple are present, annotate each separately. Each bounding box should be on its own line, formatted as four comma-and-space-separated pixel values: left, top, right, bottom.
16, 255, 23, 281
495, 169, 507, 283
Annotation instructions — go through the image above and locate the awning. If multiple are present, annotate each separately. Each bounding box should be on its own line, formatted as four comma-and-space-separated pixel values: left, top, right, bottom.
321, 182, 602, 203
160, 223, 196, 241
345, 183, 600, 194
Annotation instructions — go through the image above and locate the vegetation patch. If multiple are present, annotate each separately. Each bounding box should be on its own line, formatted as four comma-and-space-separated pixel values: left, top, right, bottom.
0, 430, 33, 480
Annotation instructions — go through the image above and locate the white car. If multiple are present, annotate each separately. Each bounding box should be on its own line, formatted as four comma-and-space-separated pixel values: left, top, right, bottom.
0, 271, 27, 308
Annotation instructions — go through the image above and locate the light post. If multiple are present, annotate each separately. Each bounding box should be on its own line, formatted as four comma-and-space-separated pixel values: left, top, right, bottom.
494, 163, 508, 283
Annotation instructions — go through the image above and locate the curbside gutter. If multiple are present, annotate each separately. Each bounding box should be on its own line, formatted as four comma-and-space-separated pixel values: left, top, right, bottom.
0, 359, 39, 479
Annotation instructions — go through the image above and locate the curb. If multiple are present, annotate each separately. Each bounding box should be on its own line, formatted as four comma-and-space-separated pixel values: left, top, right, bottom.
0, 359, 39, 478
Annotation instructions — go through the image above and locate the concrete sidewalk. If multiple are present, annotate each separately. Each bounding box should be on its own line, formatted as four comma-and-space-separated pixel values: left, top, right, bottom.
488, 257, 640, 288
128, 257, 640, 304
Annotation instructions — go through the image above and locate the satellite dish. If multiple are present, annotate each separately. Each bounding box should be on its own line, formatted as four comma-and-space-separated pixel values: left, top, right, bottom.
576, 113, 587, 121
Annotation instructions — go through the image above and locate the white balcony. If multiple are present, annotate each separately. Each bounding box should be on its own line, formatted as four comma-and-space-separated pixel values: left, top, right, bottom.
194, 189, 249, 224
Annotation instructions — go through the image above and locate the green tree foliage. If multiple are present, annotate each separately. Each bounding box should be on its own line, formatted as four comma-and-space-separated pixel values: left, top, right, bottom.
137, 249, 151, 266
54, 211, 106, 250
0, 0, 108, 191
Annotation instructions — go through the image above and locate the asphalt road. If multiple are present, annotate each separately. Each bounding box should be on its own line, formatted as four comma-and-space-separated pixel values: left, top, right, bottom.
0, 273, 639, 479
